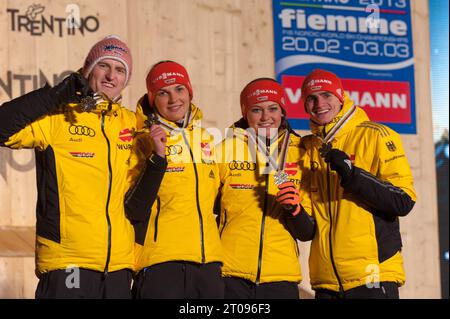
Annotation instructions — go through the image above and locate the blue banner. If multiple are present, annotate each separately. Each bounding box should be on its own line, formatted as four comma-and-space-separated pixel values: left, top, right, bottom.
273, 0, 416, 134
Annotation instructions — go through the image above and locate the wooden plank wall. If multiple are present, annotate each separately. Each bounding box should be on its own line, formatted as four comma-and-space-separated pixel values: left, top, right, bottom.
0, 0, 440, 298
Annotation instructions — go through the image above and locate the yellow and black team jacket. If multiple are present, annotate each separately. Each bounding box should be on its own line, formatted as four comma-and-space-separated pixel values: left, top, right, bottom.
127, 95, 222, 272
300, 95, 416, 292
216, 119, 311, 284
0, 88, 140, 275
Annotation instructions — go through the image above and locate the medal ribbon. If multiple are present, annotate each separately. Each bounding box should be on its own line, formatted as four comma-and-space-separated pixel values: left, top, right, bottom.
247, 129, 291, 173
321, 105, 357, 144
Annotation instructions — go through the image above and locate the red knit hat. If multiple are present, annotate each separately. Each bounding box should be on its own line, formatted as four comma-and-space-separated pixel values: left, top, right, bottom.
240, 78, 286, 118
301, 69, 344, 103
146, 61, 193, 106
82, 35, 133, 85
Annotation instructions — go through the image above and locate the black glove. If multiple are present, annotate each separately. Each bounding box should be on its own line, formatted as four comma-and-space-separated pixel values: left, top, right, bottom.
322, 148, 353, 184
49, 73, 92, 106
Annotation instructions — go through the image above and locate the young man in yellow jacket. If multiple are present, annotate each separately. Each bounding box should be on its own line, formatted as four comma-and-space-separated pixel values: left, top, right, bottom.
126, 61, 223, 298
300, 69, 416, 299
216, 78, 315, 298
0, 36, 167, 298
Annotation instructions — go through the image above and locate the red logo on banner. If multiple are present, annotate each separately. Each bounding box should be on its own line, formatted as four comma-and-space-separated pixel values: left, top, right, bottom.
119, 128, 133, 142
282, 75, 411, 124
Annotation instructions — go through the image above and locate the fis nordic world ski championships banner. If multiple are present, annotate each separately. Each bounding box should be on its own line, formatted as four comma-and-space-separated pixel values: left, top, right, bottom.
273, 0, 416, 134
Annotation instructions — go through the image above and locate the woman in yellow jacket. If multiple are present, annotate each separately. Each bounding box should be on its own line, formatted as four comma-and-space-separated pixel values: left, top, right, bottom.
216, 78, 315, 299
300, 69, 416, 299
125, 61, 223, 298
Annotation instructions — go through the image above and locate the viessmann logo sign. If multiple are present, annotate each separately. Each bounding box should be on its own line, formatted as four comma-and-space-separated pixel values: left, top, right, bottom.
6, 3, 100, 37
283, 75, 411, 124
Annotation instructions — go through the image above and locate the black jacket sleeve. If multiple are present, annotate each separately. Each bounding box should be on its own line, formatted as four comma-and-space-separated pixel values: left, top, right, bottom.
0, 85, 59, 145
124, 153, 167, 222
341, 166, 415, 218
284, 205, 316, 241
0, 73, 91, 146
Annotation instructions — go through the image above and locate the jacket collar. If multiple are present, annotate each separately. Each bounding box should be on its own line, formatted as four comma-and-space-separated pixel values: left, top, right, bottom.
229, 118, 292, 173
309, 94, 369, 142
67, 97, 123, 116
90, 96, 123, 114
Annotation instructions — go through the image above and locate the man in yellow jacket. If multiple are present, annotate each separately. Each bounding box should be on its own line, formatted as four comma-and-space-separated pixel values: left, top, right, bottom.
0, 36, 167, 298
125, 61, 223, 298
300, 69, 416, 299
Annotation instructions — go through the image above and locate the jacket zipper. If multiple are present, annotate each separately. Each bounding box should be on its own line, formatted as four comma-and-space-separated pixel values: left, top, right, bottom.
256, 142, 270, 284
219, 209, 227, 237
326, 161, 344, 296
182, 131, 205, 263
153, 197, 161, 241
101, 110, 112, 277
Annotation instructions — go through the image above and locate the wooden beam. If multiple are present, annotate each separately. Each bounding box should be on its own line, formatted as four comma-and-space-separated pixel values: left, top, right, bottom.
0, 226, 35, 257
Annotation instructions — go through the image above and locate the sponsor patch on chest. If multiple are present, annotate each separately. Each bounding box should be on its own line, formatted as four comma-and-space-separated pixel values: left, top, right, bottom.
229, 183, 254, 190
166, 166, 185, 173
69, 152, 95, 158
119, 128, 133, 142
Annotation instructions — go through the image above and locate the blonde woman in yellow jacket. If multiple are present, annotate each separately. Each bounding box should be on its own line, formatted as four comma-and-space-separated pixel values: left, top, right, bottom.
216, 78, 315, 299
300, 69, 416, 299
126, 61, 223, 299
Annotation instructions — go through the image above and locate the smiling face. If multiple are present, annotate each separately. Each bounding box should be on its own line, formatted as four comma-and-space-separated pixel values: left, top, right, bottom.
88, 58, 127, 100
154, 83, 191, 122
304, 91, 342, 125
246, 101, 283, 137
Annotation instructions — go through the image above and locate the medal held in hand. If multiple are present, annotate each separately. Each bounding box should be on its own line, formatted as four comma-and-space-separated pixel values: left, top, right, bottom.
319, 142, 332, 158
144, 113, 159, 128
274, 170, 298, 214
274, 170, 289, 186
80, 92, 102, 112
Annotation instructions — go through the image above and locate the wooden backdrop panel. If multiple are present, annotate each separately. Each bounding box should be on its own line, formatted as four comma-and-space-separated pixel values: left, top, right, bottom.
0, 0, 440, 298
0, 257, 37, 298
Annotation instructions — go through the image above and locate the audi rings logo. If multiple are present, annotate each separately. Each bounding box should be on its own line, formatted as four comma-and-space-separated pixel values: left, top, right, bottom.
228, 160, 256, 171
166, 145, 183, 156
69, 125, 95, 137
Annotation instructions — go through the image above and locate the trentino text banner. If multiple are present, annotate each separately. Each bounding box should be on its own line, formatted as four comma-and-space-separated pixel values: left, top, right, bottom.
273, 0, 416, 134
